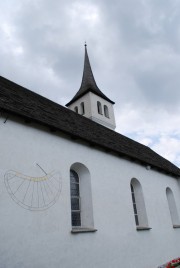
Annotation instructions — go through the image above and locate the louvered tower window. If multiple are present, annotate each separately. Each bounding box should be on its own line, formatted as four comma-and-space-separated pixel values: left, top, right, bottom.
80, 102, 85, 115
97, 101, 103, 114
104, 105, 109, 118
74, 106, 78, 113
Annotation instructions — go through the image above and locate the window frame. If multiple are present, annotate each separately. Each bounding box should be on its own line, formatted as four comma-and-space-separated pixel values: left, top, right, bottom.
104, 105, 109, 118
166, 187, 180, 228
70, 163, 97, 233
130, 178, 150, 231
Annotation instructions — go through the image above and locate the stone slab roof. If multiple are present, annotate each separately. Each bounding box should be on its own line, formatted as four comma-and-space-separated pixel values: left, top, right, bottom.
0, 75, 180, 177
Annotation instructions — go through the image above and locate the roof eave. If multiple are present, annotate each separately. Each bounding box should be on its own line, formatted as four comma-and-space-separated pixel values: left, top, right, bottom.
2, 107, 180, 178
66, 89, 115, 106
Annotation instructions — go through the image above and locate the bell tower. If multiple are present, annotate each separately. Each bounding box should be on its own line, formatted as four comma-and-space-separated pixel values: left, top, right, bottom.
66, 44, 116, 130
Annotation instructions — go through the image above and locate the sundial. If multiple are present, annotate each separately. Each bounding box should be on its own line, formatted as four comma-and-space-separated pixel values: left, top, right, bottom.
4, 164, 62, 211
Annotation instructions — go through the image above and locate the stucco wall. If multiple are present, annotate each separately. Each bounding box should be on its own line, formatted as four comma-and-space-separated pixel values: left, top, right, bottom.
68, 92, 116, 129
68, 92, 92, 118
0, 115, 180, 268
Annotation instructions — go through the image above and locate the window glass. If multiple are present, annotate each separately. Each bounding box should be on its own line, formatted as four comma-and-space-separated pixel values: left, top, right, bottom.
74, 106, 78, 113
80, 102, 85, 115
71, 212, 81, 227
71, 198, 80, 210
97, 101, 103, 114
70, 170, 81, 227
131, 184, 139, 226
104, 105, 109, 118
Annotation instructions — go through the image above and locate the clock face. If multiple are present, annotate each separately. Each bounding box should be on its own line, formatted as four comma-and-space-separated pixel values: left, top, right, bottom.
4, 170, 62, 211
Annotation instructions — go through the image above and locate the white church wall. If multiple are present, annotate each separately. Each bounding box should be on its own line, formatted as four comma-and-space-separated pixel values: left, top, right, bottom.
0, 115, 180, 268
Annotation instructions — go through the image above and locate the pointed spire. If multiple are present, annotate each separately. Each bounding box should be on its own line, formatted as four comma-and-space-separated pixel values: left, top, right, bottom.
66, 45, 114, 106
80, 42, 99, 92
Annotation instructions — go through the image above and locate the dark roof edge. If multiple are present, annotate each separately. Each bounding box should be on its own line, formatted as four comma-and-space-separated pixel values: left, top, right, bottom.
66, 88, 115, 106
0, 75, 62, 107
0, 75, 179, 178
1, 106, 179, 178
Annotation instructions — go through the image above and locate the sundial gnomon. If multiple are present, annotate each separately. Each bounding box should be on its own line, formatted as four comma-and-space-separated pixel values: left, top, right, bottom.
4, 164, 62, 211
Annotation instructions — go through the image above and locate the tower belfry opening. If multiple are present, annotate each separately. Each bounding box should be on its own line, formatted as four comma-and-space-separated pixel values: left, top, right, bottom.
66, 45, 116, 130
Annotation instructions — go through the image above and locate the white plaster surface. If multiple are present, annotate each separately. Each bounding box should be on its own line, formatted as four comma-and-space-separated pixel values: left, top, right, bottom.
0, 115, 180, 268
68, 92, 116, 129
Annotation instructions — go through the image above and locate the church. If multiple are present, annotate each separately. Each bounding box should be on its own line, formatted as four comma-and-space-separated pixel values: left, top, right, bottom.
0, 45, 180, 268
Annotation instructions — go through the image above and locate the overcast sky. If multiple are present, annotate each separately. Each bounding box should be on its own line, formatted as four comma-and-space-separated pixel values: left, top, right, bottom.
1, 0, 180, 166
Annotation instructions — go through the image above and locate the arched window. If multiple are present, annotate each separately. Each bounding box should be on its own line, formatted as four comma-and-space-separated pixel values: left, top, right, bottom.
166, 187, 180, 227
104, 105, 109, 118
70, 163, 96, 232
70, 170, 81, 227
131, 184, 139, 226
130, 178, 149, 230
97, 101, 102, 115
74, 106, 78, 113
80, 102, 85, 115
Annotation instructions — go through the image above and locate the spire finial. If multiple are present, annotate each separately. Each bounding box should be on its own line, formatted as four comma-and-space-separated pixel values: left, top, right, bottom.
84, 41, 87, 47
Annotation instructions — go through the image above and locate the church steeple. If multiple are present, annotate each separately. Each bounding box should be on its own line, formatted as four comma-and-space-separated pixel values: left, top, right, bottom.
66, 45, 116, 130
79, 43, 100, 95
66, 44, 114, 106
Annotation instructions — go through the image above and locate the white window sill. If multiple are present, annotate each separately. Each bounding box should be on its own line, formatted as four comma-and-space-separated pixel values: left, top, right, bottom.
71, 228, 97, 234
136, 226, 152, 231
173, 225, 180, 228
